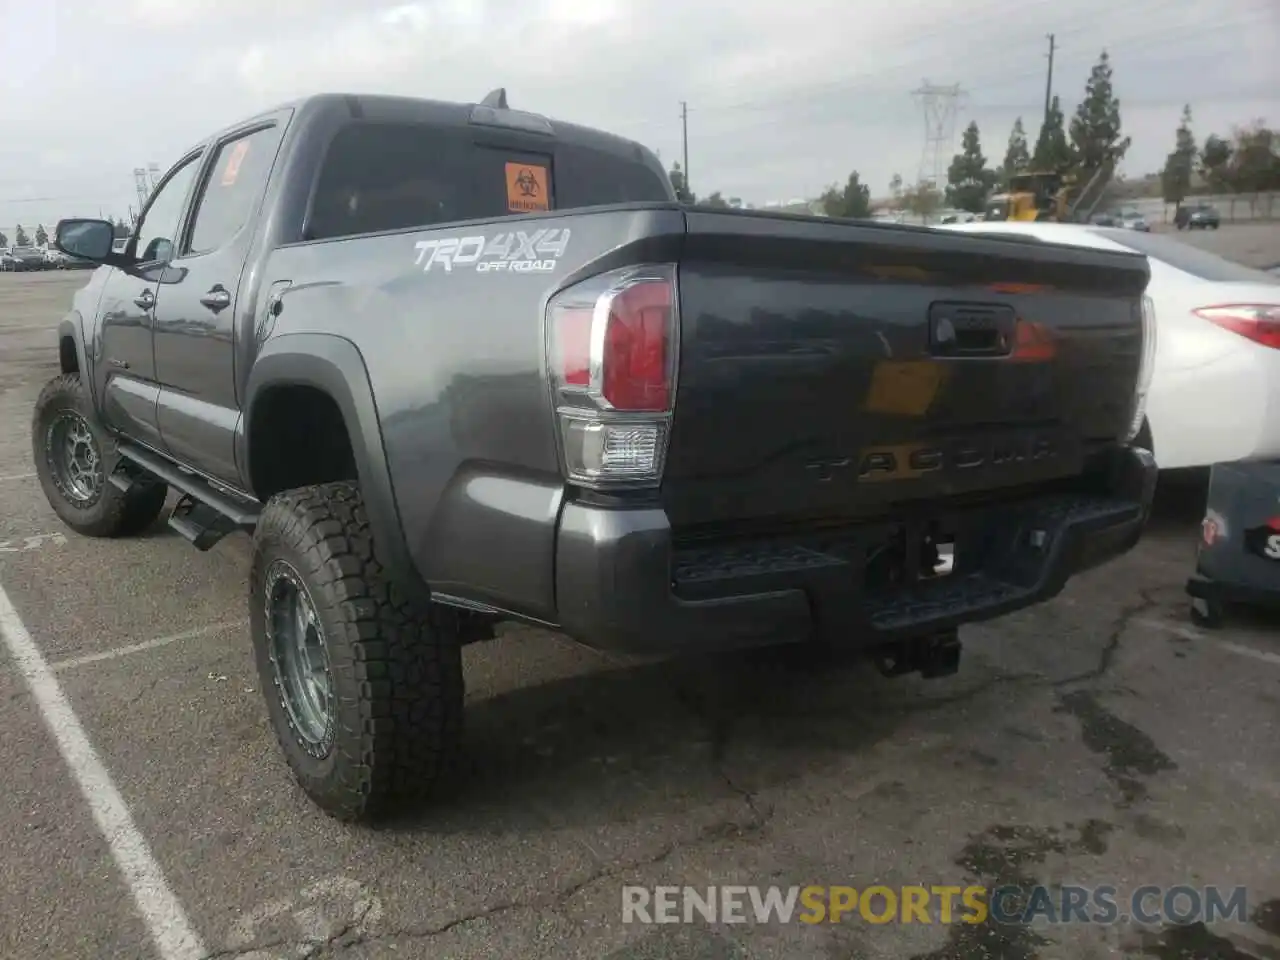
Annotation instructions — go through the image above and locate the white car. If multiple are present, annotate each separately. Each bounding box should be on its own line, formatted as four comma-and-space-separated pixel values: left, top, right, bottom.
938, 220, 1280, 471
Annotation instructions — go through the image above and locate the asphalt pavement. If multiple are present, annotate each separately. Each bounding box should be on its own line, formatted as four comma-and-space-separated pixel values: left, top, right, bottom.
0, 237, 1278, 960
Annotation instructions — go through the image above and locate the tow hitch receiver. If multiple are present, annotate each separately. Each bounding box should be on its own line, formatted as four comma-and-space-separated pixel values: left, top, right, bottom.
873, 629, 962, 679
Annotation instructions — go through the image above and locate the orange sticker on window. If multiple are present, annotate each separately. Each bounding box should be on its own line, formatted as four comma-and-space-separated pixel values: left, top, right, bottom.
505, 162, 549, 213
221, 140, 251, 186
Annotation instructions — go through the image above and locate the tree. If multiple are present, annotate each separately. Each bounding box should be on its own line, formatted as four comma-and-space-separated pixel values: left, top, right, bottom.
113, 217, 131, 238
819, 171, 871, 219
14, 225, 28, 246
946, 121, 996, 213
34, 224, 48, 246
0, 231, 7, 248
1032, 96, 1071, 172
668, 162, 695, 203
1003, 117, 1031, 179
701, 191, 730, 209
1160, 105, 1196, 208
1199, 134, 1232, 192
1226, 122, 1280, 194
1068, 50, 1131, 176
903, 181, 943, 221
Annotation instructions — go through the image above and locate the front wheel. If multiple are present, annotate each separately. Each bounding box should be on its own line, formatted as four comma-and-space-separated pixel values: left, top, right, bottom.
249, 481, 465, 822
31, 374, 168, 537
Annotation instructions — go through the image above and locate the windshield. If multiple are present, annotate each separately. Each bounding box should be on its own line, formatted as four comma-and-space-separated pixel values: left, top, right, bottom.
1090, 229, 1280, 284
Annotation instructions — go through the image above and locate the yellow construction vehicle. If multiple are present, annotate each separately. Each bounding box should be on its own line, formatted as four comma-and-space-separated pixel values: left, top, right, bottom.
983, 160, 1117, 224
983, 171, 1072, 222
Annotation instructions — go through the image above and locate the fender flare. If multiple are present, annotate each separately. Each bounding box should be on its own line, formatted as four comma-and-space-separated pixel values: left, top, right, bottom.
243, 333, 428, 605
56, 316, 90, 382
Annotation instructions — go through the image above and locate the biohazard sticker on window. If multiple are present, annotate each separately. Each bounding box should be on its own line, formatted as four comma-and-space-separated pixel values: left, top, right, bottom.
221, 140, 251, 186
505, 162, 549, 213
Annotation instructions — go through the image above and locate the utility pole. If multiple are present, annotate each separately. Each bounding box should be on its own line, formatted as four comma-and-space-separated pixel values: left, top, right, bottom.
1043, 33, 1056, 126
680, 101, 690, 199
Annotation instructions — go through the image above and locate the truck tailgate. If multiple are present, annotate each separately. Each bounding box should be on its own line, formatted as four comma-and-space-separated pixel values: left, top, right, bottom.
663, 212, 1150, 530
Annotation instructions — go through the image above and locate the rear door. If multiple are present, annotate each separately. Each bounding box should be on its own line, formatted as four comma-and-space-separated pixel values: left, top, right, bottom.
151, 115, 287, 486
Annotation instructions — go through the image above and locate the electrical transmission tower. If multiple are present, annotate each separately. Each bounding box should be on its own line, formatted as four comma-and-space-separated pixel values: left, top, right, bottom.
131, 163, 162, 211
911, 81, 966, 188
132, 168, 151, 211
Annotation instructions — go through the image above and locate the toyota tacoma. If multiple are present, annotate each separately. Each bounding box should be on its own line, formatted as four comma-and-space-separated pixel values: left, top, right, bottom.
39, 90, 1157, 822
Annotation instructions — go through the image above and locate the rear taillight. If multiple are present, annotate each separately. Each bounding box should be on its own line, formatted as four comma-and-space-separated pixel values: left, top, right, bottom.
1126, 294, 1158, 442
546, 264, 678, 488
1192, 304, 1280, 350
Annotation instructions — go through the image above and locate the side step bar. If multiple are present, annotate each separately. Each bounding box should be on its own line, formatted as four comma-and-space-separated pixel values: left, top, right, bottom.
113, 442, 260, 551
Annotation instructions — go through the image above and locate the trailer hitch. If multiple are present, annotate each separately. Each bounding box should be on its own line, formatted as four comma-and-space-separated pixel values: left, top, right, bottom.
873, 630, 962, 679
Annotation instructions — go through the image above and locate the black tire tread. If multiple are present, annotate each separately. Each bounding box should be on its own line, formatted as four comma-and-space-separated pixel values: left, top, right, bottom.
250, 481, 463, 822
32, 373, 168, 538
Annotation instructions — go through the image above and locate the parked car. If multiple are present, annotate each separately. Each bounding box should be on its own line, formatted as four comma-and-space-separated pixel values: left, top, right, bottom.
939, 220, 1280, 472
44, 91, 1156, 822
7, 245, 45, 271
0, 250, 16, 272
1118, 210, 1150, 232
1175, 203, 1220, 230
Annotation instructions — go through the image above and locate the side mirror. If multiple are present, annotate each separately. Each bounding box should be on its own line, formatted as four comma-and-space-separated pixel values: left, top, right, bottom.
55, 218, 125, 265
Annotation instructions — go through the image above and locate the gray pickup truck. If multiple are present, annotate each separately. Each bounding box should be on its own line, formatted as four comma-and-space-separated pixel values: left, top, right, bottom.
42, 90, 1157, 822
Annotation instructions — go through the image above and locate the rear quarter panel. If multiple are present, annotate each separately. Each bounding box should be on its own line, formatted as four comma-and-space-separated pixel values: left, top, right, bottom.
258, 205, 684, 619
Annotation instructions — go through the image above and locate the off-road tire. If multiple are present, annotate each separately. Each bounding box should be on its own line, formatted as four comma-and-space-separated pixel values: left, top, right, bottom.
32, 373, 168, 538
249, 481, 464, 822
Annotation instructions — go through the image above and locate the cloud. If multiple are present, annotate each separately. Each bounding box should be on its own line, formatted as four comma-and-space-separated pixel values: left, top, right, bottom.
1, 0, 1277, 229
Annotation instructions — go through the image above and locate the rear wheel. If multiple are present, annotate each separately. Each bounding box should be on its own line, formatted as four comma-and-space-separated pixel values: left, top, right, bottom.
249, 481, 464, 822
31, 374, 168, 537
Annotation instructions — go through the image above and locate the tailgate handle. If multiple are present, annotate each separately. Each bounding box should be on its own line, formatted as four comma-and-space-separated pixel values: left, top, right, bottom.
929, 303, 1015, 358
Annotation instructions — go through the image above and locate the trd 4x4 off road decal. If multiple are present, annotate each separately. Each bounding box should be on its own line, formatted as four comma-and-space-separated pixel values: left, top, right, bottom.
413, 228, 571, 274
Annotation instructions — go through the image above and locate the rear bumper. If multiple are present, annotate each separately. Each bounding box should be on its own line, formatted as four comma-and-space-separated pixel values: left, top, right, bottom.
554, 446, 1158, 655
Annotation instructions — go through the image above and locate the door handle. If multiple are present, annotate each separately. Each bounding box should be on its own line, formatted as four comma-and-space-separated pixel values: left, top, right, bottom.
133, 290, 155, 310
199, 286, 231, 312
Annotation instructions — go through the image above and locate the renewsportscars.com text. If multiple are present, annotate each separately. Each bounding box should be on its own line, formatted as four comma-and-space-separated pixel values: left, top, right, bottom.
621, 885, 1250, 926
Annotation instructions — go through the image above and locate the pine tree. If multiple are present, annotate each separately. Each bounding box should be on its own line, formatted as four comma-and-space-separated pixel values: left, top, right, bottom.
1003, 118, 1031, 179
1032, 97, 1071, 172
946, 121, 996, 213
1069, 50, 1131, 175
1160, 105, 1196, 207
668, 163, 695, 203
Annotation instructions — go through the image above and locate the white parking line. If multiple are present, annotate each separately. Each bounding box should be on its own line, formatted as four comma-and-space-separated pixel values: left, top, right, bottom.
1217, 639, 1280, 668
0, 472, 35, 483
0, 582, 206, 960
1137, 617, 1280, 668
50, 619, 247, 672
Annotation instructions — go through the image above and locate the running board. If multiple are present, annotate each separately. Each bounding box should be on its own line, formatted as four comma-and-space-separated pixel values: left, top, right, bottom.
115, 442, 261, 548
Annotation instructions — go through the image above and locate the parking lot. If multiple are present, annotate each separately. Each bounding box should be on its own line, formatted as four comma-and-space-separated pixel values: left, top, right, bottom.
1, 236, 1278, 959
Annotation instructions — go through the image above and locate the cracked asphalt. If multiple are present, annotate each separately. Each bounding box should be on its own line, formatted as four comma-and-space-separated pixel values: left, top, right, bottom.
1, 240, 1278, 960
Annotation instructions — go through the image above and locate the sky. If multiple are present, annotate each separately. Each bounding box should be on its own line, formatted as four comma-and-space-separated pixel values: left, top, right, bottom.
0, 0, 1277, 234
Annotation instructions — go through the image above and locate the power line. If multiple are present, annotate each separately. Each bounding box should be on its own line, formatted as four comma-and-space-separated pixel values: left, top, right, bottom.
615, 9, 1272, 135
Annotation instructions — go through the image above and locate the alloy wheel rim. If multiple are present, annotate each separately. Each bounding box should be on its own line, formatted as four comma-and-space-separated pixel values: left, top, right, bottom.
46, 411, 104, 504
264, 560, 335, 756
